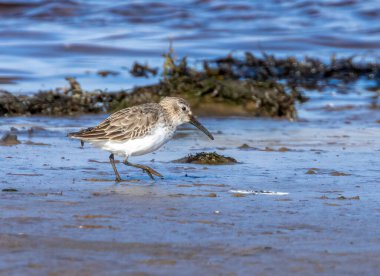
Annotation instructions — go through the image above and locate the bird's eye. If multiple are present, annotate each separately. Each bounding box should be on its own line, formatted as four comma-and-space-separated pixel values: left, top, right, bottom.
182, 106, 187, 111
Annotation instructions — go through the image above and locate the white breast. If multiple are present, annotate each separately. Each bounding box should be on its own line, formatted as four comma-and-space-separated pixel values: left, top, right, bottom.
94, 125, 175, 157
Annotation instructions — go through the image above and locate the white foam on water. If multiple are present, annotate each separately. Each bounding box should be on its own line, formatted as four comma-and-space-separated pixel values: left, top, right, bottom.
229, 190, 289, 196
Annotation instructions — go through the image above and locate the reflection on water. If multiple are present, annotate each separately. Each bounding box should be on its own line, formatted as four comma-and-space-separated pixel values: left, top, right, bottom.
1, 0, 380, 92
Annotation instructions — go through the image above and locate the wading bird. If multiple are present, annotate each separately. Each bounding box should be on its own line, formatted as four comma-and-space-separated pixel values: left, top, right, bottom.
68, 97, 214, 181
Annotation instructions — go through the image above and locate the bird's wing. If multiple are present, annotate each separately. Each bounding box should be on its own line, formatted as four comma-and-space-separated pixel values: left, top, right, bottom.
69, 104, 162, 141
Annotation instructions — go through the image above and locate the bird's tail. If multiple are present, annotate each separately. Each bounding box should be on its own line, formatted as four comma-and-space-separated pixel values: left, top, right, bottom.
67, 131, 78, 138
67, 131, 80, 138
67, 127, 94, 139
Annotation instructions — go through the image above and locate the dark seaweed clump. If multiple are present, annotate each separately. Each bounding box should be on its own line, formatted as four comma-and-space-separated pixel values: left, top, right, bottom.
0, 78, 128, 116
173, 152, 237, 165
0, 51, 302, 119
1, 51, 379, 119
207, 53, 380, 91
130, 62, 158, 78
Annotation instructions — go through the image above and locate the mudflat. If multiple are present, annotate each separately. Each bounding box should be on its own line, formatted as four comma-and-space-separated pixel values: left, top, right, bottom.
1, 99, 379, 274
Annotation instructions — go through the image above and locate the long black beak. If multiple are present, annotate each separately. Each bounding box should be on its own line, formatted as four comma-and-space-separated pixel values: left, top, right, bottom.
189, 115, 214, 140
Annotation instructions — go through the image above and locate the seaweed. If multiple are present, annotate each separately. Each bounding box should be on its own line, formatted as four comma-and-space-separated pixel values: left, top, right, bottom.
208, 52, 380, 91
2, 51, 378, 119
173, 152, 237, 165
130, 62, 158, 78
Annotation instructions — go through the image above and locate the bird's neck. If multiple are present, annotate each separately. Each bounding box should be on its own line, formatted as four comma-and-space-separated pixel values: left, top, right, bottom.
159, 103, 179, 128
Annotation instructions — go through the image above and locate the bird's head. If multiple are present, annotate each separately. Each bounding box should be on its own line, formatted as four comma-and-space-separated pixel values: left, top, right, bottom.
159, 97, 214, 140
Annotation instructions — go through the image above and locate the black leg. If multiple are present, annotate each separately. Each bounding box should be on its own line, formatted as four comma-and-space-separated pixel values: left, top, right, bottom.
109, 153, 121, 182
123, 158, 163, 180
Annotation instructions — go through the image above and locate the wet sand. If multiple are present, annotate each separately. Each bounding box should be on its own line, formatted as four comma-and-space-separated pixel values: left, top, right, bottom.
1, 98, 380, 274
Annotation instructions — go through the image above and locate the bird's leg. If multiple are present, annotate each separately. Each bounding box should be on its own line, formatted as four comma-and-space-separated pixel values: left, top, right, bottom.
109, 153, 121, 182
123, 158, 163, 180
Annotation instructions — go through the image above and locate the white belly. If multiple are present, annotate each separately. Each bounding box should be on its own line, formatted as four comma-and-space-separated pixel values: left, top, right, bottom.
92, 126, 175, 157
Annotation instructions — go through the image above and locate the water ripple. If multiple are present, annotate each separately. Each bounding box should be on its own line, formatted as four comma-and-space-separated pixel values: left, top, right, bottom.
0, 0, 379, 91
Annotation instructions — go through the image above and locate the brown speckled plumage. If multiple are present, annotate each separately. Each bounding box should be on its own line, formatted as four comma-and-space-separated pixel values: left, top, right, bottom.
69, 103, 168, 141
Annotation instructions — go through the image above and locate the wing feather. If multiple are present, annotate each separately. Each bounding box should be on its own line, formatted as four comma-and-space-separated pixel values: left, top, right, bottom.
69, 103, 163, 141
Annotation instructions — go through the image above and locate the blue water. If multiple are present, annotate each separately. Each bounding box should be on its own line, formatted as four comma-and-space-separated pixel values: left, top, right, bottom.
1, 0, 380, 93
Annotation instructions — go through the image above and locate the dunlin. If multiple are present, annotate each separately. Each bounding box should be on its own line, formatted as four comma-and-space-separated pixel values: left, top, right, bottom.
68, 97, 214, 181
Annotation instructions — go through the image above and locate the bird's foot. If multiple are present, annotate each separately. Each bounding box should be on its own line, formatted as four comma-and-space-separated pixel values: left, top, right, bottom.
143, 169, 154, 180
145, 167, 163, 178
123, 160, 163, 180
142, 167, 163, 180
